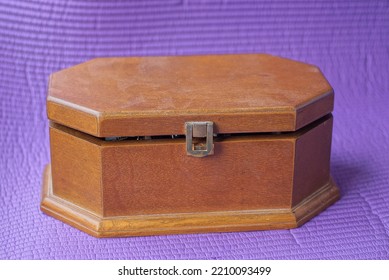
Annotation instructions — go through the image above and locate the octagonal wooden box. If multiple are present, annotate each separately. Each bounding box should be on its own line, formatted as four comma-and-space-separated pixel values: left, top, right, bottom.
41, 54, 340, 237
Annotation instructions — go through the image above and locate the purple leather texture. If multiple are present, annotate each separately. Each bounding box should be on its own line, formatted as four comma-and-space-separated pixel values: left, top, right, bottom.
1, 0, 389, 260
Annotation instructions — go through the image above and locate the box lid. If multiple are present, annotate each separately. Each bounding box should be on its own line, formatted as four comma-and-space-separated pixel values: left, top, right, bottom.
47, 54, 333, 137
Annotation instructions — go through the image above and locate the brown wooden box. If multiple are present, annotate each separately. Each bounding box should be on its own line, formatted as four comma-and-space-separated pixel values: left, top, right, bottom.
41, 54, 340, 237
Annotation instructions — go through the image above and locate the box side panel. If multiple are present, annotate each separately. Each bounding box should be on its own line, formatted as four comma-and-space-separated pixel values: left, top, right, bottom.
101, 137, 295, 217
292, 116, 333, 207
50, 126, 102, 215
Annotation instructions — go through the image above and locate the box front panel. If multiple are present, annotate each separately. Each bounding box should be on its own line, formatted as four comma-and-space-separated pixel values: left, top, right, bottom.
101, 137, 295, 217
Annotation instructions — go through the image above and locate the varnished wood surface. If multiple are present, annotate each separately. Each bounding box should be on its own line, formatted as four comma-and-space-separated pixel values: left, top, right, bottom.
50, 116, 333, 217
41, 165, 340, 237
47, 54, 333, 137
50, 126, 103, 215
292, 116, 333, 206
101, 135, 295, 216
43, 115, 339, 237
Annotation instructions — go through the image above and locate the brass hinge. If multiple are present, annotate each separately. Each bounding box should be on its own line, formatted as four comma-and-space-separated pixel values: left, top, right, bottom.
185, 121, 214, 157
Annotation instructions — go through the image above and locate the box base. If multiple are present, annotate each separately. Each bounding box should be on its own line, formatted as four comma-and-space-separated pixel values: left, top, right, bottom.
40, 164, 340, 238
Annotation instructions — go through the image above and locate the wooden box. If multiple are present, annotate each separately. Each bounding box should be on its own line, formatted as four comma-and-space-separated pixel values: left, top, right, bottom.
41, 54, 340, 237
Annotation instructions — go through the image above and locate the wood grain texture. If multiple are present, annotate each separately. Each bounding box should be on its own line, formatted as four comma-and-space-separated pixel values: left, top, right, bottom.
42, 115, 339, 237
47, 54, 333, 137
101, 132, 295, 216
292, 115, 333, 206
50, 126, 103, 215
41, 165, 339, 237
44, 52, 337, 237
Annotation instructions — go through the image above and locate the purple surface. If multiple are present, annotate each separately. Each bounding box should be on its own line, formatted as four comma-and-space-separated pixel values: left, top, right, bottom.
1, 0, 389, 260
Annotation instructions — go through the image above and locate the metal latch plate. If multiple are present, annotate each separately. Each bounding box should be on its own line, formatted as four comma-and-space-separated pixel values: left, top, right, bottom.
185, 121, 214, 157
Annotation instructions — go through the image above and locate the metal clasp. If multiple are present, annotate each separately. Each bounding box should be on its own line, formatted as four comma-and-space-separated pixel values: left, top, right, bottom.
185, 121, 214, 157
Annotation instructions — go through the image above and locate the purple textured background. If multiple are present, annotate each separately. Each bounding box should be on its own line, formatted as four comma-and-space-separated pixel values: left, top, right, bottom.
1, 0, 389, 260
